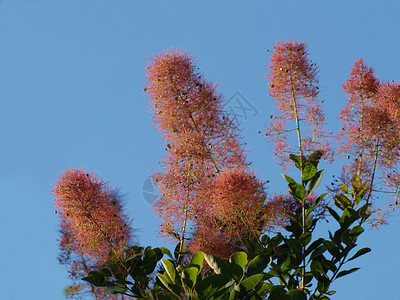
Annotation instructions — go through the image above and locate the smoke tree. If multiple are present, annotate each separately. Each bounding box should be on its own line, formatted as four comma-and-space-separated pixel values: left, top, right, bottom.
53, 41, 400, 299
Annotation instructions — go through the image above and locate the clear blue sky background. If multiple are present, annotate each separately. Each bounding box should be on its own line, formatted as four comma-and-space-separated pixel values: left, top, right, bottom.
1, 1, 400, 299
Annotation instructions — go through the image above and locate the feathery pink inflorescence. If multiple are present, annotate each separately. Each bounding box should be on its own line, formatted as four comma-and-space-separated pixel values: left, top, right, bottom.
53, 168, 132, 264
146, 49, 249, 242
209, 169, 270, 238
146, 49, 287, 256
338, 59, 400, 174
337, 58, 400, 224
265, 41, 332, 168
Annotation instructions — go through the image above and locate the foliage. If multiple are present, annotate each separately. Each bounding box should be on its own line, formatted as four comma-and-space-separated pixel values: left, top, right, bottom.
83, 153, 371, 299
53, 40, 400, 299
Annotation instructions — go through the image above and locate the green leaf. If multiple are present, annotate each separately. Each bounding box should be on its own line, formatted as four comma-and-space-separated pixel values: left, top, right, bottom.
161, 247, 174, 259
105, 284, 127, 294
322, 240, 340, 258
195, 274, 233, 297
307, 150, 324, 167
283, 174, 296, 184
143, 247, 163, 275
286, 289, 307, 300
335, 267, 360, 279
358, 203, 371, 219
239, 274, 264, 292
349, 225, 364, 238
204, 254, 229, 275
230, 252, 247, 270
306, 170, 324, 194
261, 234, 269, 246
309, 193, 326, 212
247, 255, 272, 277
327, 207, 340, 222
161, 259, 176, 283
286, 239, 302, 255
340, 229, 350, 245
339, 183, 349, 195
310, 260, 325, 278
268, 234, 284, 248
157, 274, 181, 296
190, 252, 205, 272
334, 194, 351, 210
289, 154, 304, 170
303, 163, 317, 182
305, 238, 323, 256
348, 247, 371, 262
174, 242, 188, 261
82, 271, 113, 287
269, 286, 291, 300
182, 267, 198, 289
288, 183, 307, 201
339, 208, 358, 228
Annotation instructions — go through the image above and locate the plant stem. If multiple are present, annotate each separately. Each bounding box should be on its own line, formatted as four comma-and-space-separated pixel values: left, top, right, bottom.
366, 135, 380, 203
79, 248, 99, 300
289, 71, 306, 290
178, 161, 193, 263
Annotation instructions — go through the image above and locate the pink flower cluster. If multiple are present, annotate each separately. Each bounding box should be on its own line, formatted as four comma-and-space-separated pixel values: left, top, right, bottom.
53, 168, 132, 266
265, 41, 332, 168
338, 59, 400, 206
146, 49, 287, 257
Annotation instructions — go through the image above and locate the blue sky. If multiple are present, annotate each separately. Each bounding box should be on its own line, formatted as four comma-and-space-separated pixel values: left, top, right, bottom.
1, 1, 400, 299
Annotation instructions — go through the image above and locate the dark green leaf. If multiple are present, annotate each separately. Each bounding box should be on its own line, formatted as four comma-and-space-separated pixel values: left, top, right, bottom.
286, 239, 302, 255
182, 267, 198, 289
204, 254, 229, 275
161, 247, 174, 259
195, 274, 232, 297
105, 284, 127, 294
247, 254, 272, 277
283, 174, 296, 184
334, 194, 351, 210
358, 203, 371, 219
310, 260, 325, 277
239, 274, 264, 292
299, 232, 312, 246
327, 207, 340, 222
161, 259, 176, 283
303, 163, 317, 182
268, 234, 284, 248
335, 267, 360, 279
349, 225, 364, 238
288, 183, 307, 201
307, 170, 324, 194
230, 252, 247, 270
289, 154, 304, 170
190, 252, 204, 272
305, 238, 324, 256
286, 289, 307, 300
348, 247, 371, 262
269, 286, 291, 300
307, 150, 324, 167
157, 274, 181, 296
322, 240, 340, 258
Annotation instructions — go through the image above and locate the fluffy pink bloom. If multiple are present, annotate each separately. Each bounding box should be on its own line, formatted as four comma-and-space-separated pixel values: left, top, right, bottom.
53, 168, 133, 265
209, 169, 269, 238
378, 82, 400, 126
265, 41, 332, 168
146, 50, 250, 243
338, 59, 400, 177
189, 169, 288, 258
337, 59, 400, 225
189, 224, 237, 259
